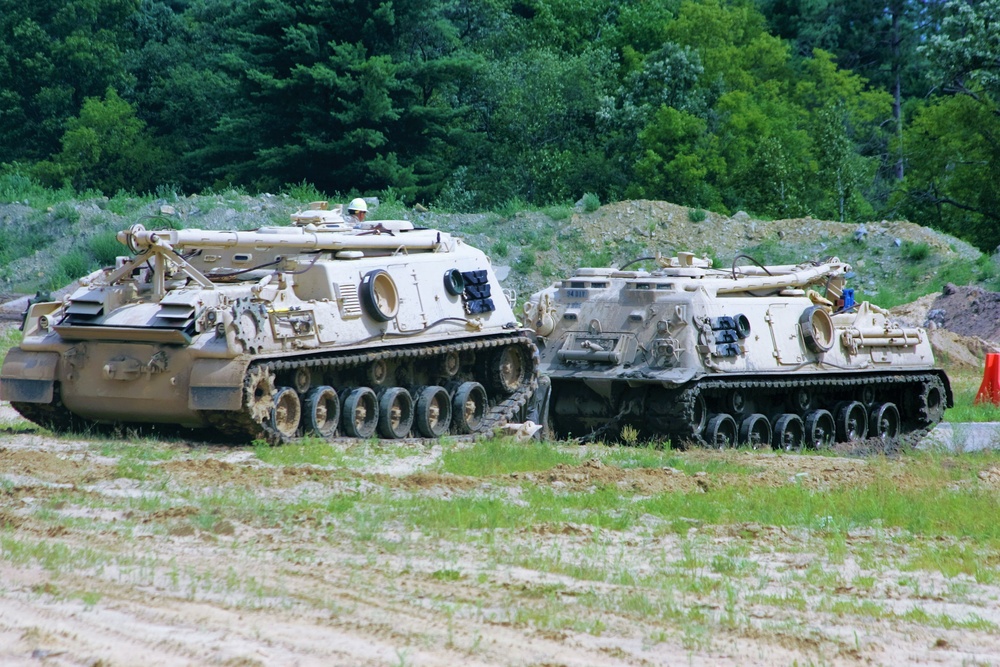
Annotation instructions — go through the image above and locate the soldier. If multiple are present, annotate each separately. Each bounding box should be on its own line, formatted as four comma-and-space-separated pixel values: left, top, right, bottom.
345, 198, 368, 226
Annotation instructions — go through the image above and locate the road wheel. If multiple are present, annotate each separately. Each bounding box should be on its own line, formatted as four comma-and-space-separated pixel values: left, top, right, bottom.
414, 386, 452, 438
804, 409, 835, 449
704, 413, 738, 449
834, 401, 868, 442
870, 402, 900, 439
738, 413, 772, 449
451, 382, 488, 434
772, 413, 804, 451
342, 387, 379, 439
304, 386, 339, 438
271, 387, 301, 439
378, 387, 414, 439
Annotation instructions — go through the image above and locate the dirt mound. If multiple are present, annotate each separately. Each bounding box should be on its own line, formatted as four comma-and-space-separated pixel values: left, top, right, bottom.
569, 200, 980, 263
890, 284, 1000, 371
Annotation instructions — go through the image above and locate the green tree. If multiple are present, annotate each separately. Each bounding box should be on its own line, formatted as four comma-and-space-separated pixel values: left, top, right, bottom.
898, 0, 1000, 251
33, 88, 167, 193
631, 106, 724, 208
0, 0, 140, 162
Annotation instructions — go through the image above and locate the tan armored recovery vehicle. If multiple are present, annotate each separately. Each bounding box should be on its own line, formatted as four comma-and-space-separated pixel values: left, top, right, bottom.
1, 203, 537, 443
523, 252, 951, 448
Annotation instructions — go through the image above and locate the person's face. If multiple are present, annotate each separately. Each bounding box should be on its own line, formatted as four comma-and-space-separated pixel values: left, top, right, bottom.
357, 210, 367, 221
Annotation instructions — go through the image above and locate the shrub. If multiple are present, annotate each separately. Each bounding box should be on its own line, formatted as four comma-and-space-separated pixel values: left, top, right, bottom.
902, 241, 931, 262
582, 249, 613, 267
542, 204, 573, 221
491, 240, 509, 258
0, 165, 41, 203
52, 202, 80, 224
497, 197, 529, 218
283, 180, 328, 203
89, 231, 125, 266
514, 248, 537, 274
581, 192, 601, 212
688, 208, 707, 223
58, 249, 94, 281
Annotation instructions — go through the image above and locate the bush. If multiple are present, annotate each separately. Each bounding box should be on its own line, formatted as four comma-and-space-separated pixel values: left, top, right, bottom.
514, 248, 537, 274
542, 204, 573, 221
490, 240, 509, 258
283, 180, 328, 203
582, 249, 613, 267
688, 208, 707, 223
58, 249, 94, 281
371, 187, 409, 221
52, 202, 81, 224
0, 165, 41, 202
497, 197, 529, 219
902, 241, 931, 262
581, 192, 601, 212
90, 231, 125, 266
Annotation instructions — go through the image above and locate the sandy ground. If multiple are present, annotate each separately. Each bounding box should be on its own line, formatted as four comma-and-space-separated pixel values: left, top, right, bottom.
1, 403, 1000, 667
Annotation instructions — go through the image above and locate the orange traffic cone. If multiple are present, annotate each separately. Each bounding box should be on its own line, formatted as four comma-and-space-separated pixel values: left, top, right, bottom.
975, 353, 1000, 405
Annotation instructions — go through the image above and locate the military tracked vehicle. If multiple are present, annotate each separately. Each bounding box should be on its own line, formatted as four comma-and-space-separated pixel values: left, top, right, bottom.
523, 252, 950, 448
1, 203, 537, 443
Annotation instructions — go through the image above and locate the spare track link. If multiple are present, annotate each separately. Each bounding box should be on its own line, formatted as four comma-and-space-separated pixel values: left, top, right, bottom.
207, 333, 540, 445
666, 371, 946, 446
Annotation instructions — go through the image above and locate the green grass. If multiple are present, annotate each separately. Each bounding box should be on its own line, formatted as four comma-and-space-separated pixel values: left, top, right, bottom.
89, 230, 126, 266
7, 429, 1000, 656
439, 437, 580, 476
944, 370, 1000, 422
253, 437, 351, 467
0, 327, 22, 358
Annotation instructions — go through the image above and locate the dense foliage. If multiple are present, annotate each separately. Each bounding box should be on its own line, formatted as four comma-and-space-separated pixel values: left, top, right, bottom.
1, 0, 998, 250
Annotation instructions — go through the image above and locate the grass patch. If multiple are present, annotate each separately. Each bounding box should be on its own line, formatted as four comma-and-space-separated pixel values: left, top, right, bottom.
439, 438, 579, 476
89, 230, 126, 266
944, 370, 1000, 422
253, 438, 350, 467
0, 327, 22, 358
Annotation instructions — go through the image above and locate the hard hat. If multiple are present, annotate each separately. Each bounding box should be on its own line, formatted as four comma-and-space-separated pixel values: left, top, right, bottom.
347, 197, 368, 213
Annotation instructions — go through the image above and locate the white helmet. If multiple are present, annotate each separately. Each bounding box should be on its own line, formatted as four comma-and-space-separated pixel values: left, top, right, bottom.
347, 197, 368, 213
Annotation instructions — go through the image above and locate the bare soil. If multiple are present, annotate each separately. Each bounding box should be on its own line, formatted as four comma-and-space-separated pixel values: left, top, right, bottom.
2, 409, 1000, 667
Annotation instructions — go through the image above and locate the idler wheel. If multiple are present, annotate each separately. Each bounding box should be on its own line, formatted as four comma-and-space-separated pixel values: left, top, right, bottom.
689, 392, 708, 437
918, 379, 946, 424
485, 345, 527, 395
414, 385, 452, 438
342, 387, 379, 439
378, 387, 414, 439
704, 413, 738, 449
247, 366, 277, 424
772, 413, 804, 451
804, 409, 835, 449
834, 401, 868, 442
304, 385, 340, 438
869, 402, 900, 439
451, 381, 489, 434
738, 413, 772, 449
271, 387, 301, 439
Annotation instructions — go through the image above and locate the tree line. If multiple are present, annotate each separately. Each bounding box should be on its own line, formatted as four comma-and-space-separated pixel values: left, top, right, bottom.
1, 0, 998, 251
